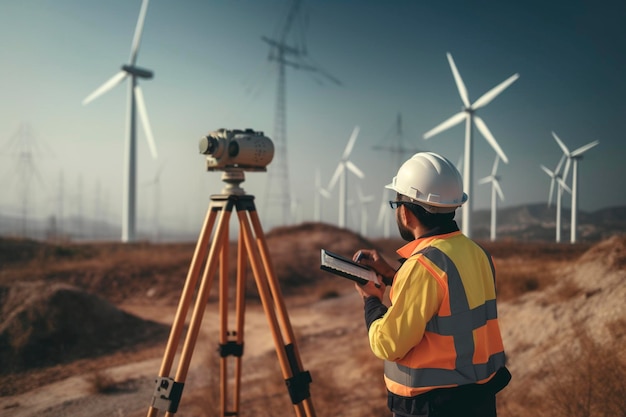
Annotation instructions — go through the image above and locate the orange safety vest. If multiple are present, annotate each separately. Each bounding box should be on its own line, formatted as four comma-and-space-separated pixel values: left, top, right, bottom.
384, 237, 506, 397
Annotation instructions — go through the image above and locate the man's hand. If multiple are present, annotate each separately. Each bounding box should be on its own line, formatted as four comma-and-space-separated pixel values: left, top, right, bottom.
352, 249, 396, 284
354, 280, 385, 302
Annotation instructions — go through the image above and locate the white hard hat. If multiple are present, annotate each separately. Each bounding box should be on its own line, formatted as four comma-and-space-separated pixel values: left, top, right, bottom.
385, 152, 468, 213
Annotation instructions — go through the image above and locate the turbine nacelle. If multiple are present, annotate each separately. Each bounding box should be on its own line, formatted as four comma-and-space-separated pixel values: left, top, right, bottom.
122, 64, 154, 79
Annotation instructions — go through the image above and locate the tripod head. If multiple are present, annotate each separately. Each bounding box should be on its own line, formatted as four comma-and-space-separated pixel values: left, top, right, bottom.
220, 168, 247, 195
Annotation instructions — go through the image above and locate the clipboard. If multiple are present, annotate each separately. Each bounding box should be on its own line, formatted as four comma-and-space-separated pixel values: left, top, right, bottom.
319, 249, 380, 286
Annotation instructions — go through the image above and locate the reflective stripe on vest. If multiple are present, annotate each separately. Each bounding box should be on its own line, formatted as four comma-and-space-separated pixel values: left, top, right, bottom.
384, 245, 505, 388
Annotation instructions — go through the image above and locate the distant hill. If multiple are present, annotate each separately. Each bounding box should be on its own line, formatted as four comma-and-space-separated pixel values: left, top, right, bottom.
471, 203, 626, 242
1, 204, 625, 242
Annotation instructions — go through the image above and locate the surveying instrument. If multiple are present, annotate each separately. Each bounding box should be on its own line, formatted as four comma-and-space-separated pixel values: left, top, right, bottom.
147, 129, 316, 417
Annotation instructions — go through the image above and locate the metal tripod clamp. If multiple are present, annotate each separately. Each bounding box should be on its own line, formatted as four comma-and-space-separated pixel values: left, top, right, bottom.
151, 377, 184, 413
284, 343, 313, 404
219, 341, 244, 357
285, 369, 313, 404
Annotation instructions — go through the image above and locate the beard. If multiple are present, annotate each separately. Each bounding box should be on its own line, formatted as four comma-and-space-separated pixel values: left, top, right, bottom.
396, 215, 414, 242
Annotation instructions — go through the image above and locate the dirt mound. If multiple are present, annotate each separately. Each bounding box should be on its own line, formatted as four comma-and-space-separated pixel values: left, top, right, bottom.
577, 234, 626, 271
264, 222, 377, 289
498, 235, 626, 413
0, 281, 168, 374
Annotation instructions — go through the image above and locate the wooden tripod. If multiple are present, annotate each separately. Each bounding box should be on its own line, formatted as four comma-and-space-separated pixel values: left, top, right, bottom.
146, 173, 315, 417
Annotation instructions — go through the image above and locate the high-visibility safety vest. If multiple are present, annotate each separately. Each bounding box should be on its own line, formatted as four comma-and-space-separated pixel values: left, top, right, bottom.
383, 233, 506, 397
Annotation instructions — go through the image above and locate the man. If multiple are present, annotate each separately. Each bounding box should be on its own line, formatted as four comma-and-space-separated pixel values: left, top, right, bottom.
353, 152, 511, 417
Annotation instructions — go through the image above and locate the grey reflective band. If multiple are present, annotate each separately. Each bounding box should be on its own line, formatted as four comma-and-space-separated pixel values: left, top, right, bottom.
425, 299, 498, 335
384, 246, 504, 388
384, 351, 506, 388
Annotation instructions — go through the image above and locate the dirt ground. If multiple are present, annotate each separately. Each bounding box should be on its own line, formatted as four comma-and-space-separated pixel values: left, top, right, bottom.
1, 225, 625, 417
0, 288, 377, 417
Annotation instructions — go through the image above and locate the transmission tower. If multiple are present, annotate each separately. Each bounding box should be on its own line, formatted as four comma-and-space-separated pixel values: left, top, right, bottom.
2, 123, 47, 237
373, 113, 423, 168
261, 0, 340, 228
372, 113, 423, 237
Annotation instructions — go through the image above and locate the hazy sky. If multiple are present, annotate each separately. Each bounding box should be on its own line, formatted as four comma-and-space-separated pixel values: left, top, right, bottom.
1, 0, 624, 237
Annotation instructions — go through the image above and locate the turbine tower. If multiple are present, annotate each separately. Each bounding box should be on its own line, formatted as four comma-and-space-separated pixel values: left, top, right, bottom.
478, 155, 504, 241
328, 126, 365, 229
261, 0, 340, 228
551, 131, 599, 243
423, 52, 519, 238
314, 167, 331, 222
541, 156, 571, 243
376, 189, 392, 238
356, 184, 375, 236
82, 0, 158, 243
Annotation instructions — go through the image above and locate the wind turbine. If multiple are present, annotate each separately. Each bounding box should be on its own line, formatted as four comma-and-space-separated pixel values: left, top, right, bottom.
328, 126, 365, 229
423, 52, 519, 238
478, 156, 505, 241
143, 162, 165, 242
376, 188, 392, 238
356, 184, 375, 236
82, 0, 158, 243
551, 132, 599, 243
541, 156, 571, 243
314, 167, 331, 222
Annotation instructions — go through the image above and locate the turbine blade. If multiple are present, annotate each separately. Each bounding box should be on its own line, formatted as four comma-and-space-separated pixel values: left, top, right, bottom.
494, 180, 505, 201
548, 179, 555, 207
492, 155, 500, 175
346, 160, 365, 179
478, 175, 492, 185
319, 188, 331, 199
558, 177, 572, 194
571, 140, 599, 157
446, 53, 470, 108
563, 158, 571, 182
552, 131, 570, 156
328, 164, 343, 191
541, 165, 556, 206
555, 154, 565, 175
82, 71, 127, 105
474, 116, 509, 164
540, 164, 554, 177
130, 0, 150, 65
135, 85, 158, 159
343, 125, 360, 159
423, 112, 466, 139
472, 73, 519, 110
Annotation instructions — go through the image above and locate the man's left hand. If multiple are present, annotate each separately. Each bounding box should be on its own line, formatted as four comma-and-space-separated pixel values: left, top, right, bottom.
354, 280, 385, 302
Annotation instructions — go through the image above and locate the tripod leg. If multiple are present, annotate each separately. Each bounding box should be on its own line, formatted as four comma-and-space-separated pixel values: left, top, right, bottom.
248, 209, 317, 417
219, 226, 248, 417
147, 203, 219, 417
218, 212, 230, 416
237, 208, 315, 417
149, 199, 234, 417
233, 228, 248, 412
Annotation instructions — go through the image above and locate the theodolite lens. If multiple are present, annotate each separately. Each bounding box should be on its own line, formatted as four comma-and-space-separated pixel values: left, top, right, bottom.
228, 141, 239, 157
199, 136, 218, 155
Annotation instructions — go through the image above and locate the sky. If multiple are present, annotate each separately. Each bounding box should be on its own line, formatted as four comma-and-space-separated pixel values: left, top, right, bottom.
1, 0, 625, 239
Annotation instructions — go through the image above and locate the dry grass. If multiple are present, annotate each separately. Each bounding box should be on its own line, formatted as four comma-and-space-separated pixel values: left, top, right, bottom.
547, 336, 626, 417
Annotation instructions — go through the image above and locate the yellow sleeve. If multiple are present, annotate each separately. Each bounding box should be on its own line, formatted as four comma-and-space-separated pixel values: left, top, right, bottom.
367, 256, 442, 361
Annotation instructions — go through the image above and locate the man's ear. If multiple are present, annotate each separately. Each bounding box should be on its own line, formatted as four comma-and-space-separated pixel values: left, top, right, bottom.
399, 204, 411, 225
